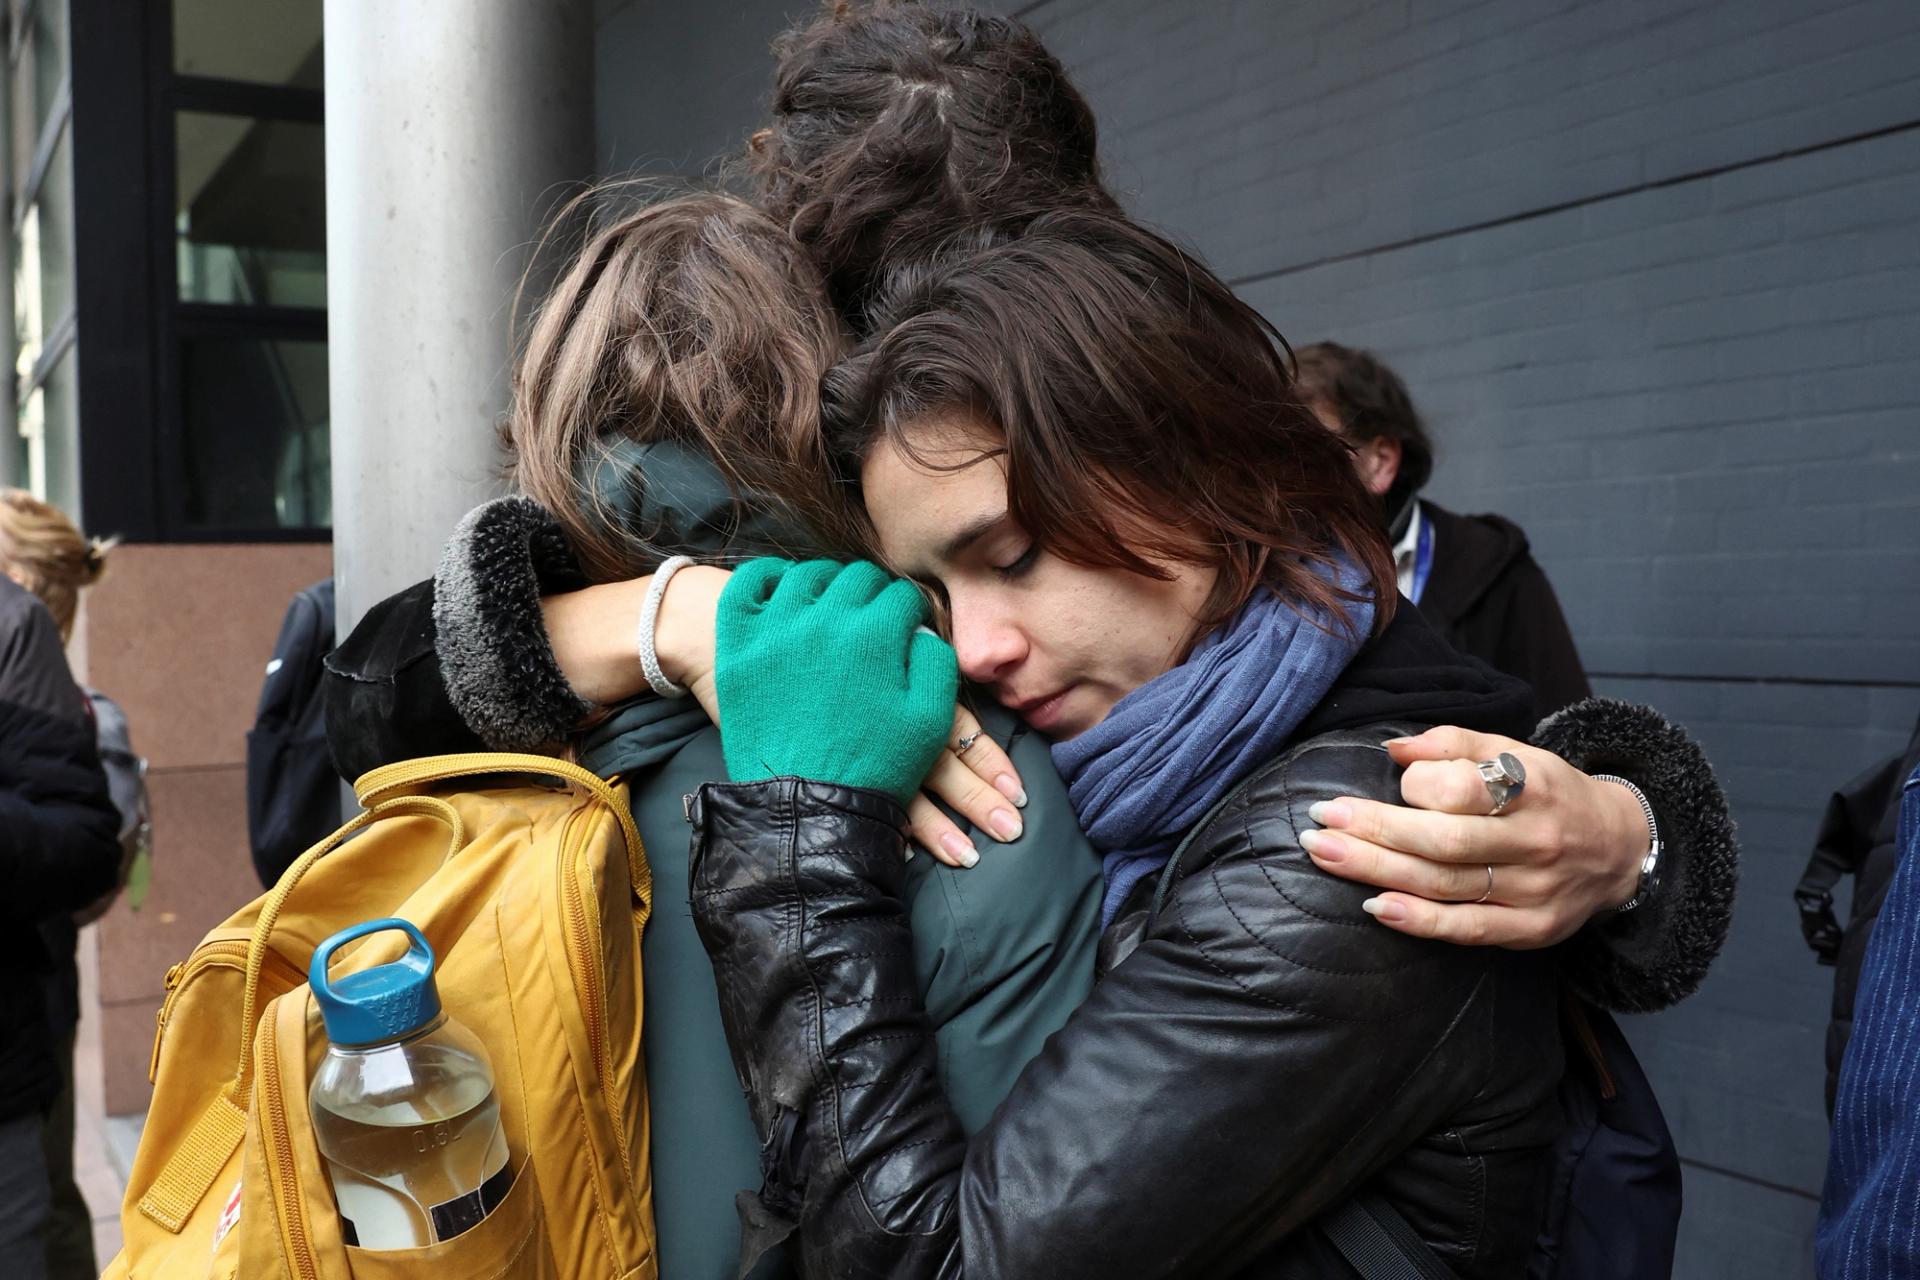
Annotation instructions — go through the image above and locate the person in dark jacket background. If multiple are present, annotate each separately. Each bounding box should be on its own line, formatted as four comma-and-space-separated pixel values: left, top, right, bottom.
0, 489, 122, 1280
1295, 341, 1592, 723
0, 573, 121, 1280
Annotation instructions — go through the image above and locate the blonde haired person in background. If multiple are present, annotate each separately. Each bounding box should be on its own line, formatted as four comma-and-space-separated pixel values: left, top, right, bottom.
0, 489, 119, 1280
0, 490, 113, 644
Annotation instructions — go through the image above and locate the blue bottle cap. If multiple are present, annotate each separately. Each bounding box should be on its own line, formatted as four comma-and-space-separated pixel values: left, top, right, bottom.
309, 918, 443, 1049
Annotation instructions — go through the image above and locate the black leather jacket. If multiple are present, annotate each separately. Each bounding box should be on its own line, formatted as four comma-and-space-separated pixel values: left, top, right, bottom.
690, 726, 1567, 1279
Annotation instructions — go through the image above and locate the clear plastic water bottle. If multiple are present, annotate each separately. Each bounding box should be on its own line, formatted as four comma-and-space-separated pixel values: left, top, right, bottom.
308, 918, 511, 1250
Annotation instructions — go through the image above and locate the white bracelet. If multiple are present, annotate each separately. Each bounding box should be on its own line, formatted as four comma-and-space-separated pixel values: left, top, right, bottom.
1593, 774, 1662, 914
637, 556, 696, 699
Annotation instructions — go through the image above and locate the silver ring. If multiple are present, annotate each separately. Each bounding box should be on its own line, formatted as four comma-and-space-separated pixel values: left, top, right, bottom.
954, 731, 982, 755
1477, 752, 1526, 815
1475, 864, 1494, 904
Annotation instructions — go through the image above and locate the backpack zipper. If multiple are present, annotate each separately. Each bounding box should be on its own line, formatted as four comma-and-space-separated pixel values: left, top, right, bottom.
559, 805, 637, 1192
260, 1003, 319, 1280
149, 940, 303, 1084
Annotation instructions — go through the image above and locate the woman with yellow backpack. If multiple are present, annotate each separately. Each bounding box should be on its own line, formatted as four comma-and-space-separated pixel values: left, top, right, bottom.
324, 191, 1104, 1280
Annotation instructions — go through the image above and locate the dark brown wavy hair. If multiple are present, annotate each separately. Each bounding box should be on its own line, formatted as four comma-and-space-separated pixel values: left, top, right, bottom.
749, 0, 1120, 331
825, 211, 1395, 640
505, 188, 854, 579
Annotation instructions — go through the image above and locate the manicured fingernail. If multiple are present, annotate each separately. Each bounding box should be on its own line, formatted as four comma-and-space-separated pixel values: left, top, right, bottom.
1300, 828, 1344, 861
1307, 800, 1350, 828
1382, 737, 1416, 748
1362, 897, 1408, 923
994, 773, 1028, 808
940, 831, 979, 868
987, 808, 1023, 842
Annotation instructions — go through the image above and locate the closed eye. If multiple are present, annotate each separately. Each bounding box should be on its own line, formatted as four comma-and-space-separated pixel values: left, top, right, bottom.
994, 543, 1038, 580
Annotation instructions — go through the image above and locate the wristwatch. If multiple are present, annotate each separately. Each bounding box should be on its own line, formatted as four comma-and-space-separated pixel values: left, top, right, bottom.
1594, 774, 1661, 913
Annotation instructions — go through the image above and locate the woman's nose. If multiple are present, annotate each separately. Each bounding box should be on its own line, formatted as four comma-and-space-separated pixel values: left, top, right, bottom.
951, 607, 1026, 686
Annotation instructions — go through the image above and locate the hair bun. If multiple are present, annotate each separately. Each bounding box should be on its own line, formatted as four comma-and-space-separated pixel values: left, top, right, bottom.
81, 536, 111, 583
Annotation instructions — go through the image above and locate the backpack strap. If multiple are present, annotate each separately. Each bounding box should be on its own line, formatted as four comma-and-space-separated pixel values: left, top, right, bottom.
1796, 784, 1879, 964
1319, 1194, 1461, 1280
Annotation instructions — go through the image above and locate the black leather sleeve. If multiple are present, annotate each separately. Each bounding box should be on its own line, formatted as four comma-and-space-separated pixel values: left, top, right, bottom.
1535, 697, 1738, 1013
690, 740, 1558, 1279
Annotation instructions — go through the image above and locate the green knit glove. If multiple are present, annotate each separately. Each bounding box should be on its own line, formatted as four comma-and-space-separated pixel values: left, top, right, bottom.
714, 559, 959, 807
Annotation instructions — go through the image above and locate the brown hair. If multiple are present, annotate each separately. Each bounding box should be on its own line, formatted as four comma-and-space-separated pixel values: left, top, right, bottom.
1292, 341, 1434, 514
506, 188, 853, 579
824, 212, 1395, 639
0, 490, 112, 643
749, 1, 1119, 331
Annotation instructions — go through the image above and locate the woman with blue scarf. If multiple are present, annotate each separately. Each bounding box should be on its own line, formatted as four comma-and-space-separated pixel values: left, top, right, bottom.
663, 212, 1584, 1277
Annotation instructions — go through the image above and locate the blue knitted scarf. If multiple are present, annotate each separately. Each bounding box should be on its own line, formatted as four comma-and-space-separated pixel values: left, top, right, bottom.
1052, 564, 1374, 927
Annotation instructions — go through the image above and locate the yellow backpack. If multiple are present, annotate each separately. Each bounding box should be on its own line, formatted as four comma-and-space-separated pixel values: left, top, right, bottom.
106, 754, 657, 1280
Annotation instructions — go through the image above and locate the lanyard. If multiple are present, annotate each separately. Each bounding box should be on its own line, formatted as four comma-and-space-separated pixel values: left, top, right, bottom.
1409, 516, 1435, 605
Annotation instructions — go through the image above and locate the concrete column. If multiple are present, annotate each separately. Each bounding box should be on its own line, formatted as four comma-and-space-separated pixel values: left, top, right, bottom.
324, 0, 593, 637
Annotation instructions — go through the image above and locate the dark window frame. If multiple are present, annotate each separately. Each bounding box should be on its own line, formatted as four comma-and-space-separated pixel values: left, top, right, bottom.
70, 0, 329, 544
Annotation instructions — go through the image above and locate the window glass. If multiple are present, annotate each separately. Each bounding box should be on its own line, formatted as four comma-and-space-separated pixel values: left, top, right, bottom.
32, 0, 67, 136
34, 127, 74, 328
19, 347, 78, 515
175, 112, 326, 306
179, 336, 329, 528
15, 206, 43, 374
173, 0, 322, 86
10, 42, 37, 193
37, 347, 79, 518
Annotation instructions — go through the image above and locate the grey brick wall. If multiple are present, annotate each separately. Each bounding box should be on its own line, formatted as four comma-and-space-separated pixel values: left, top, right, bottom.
1017, 5, 1920, 1272
596, 2, 1920, 1274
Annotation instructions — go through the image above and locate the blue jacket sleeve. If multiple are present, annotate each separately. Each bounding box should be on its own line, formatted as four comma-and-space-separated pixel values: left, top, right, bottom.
1817, 764, 1920, 1277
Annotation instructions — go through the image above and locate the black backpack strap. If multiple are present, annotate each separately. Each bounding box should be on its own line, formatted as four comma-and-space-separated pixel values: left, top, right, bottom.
1320, 1194, 1461, 1280
1796, 751, 1904, 964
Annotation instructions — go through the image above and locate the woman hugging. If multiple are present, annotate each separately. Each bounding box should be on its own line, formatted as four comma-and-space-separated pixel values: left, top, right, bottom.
326, 5, 1735, 1277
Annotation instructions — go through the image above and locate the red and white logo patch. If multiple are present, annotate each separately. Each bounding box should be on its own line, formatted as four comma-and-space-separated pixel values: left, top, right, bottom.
210, 1178, 243, 1253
